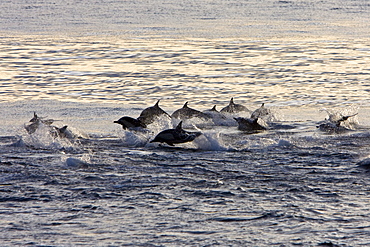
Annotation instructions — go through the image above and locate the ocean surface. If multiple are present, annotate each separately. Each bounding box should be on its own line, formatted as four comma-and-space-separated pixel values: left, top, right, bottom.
1, 0, 370, 246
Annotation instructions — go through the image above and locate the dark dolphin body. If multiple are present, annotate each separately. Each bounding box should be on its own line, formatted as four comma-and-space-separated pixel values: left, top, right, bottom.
220, 98, 249, 114
171, 102, 210, 120
114, 116, 146, 130
137, 100, 171, 125
234, 117, 266, 132
150, 121, 202, 146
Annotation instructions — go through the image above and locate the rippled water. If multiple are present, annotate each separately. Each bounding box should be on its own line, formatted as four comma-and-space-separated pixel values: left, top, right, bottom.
1, 0, 370, 246
1, 37, 370, 108
2, 0, 370, 38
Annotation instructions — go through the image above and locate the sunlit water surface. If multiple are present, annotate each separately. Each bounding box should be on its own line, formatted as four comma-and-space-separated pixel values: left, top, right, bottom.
1, 0, 370, 246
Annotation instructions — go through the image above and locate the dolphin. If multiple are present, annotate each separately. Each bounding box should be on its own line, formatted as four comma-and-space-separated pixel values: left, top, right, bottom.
50, 125, 69, 138
203, 105, 227, 120
207, 105, 219, 113
25, 112, 77, 138
29, 112, 55, 125
52, 125, 84, 139
150, 121, 202, 146
250, 103, 271, 119
25, 112, 56, 134
171, 102, 210, 120
137, 100, 171, 125
114, 116, 147, 130
317, 113, 358, 134
316, 122, 350, 134
234, 117, 266, 132
25, 118, 41, 134
220, 98, 249, 114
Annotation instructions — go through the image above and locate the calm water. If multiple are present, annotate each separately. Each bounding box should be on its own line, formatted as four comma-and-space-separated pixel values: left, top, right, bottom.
1, 0, 370, 246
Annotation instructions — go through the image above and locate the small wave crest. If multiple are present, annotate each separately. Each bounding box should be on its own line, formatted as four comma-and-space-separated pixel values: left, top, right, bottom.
14, 123, 83, 151
119, 130, 152, 147
193, 131, 233, 151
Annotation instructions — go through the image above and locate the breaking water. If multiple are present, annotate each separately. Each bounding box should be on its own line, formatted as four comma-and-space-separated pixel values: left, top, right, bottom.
1, 0, 370, 246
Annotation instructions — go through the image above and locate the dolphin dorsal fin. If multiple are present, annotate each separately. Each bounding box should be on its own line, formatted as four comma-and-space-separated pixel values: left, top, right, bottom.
60, 126, 68, 133
154, 100, 160, 107
183, 102, 189, 108
211, 105, 217, 111
30, 112, 39, 122
261, 103, 265, 107
230, 98, 234, 105
176, 121, 183, 130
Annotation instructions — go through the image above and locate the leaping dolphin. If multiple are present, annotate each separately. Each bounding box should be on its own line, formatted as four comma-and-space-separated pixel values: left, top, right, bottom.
24, 112, 78, 139
317, 113, 358, 134
114, 116, 147, 130
150, 121, 202, 146
25, 112, 56, 134
29, 112, 55, 125
137, 100, 171, 125
250, 103, 271, 119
